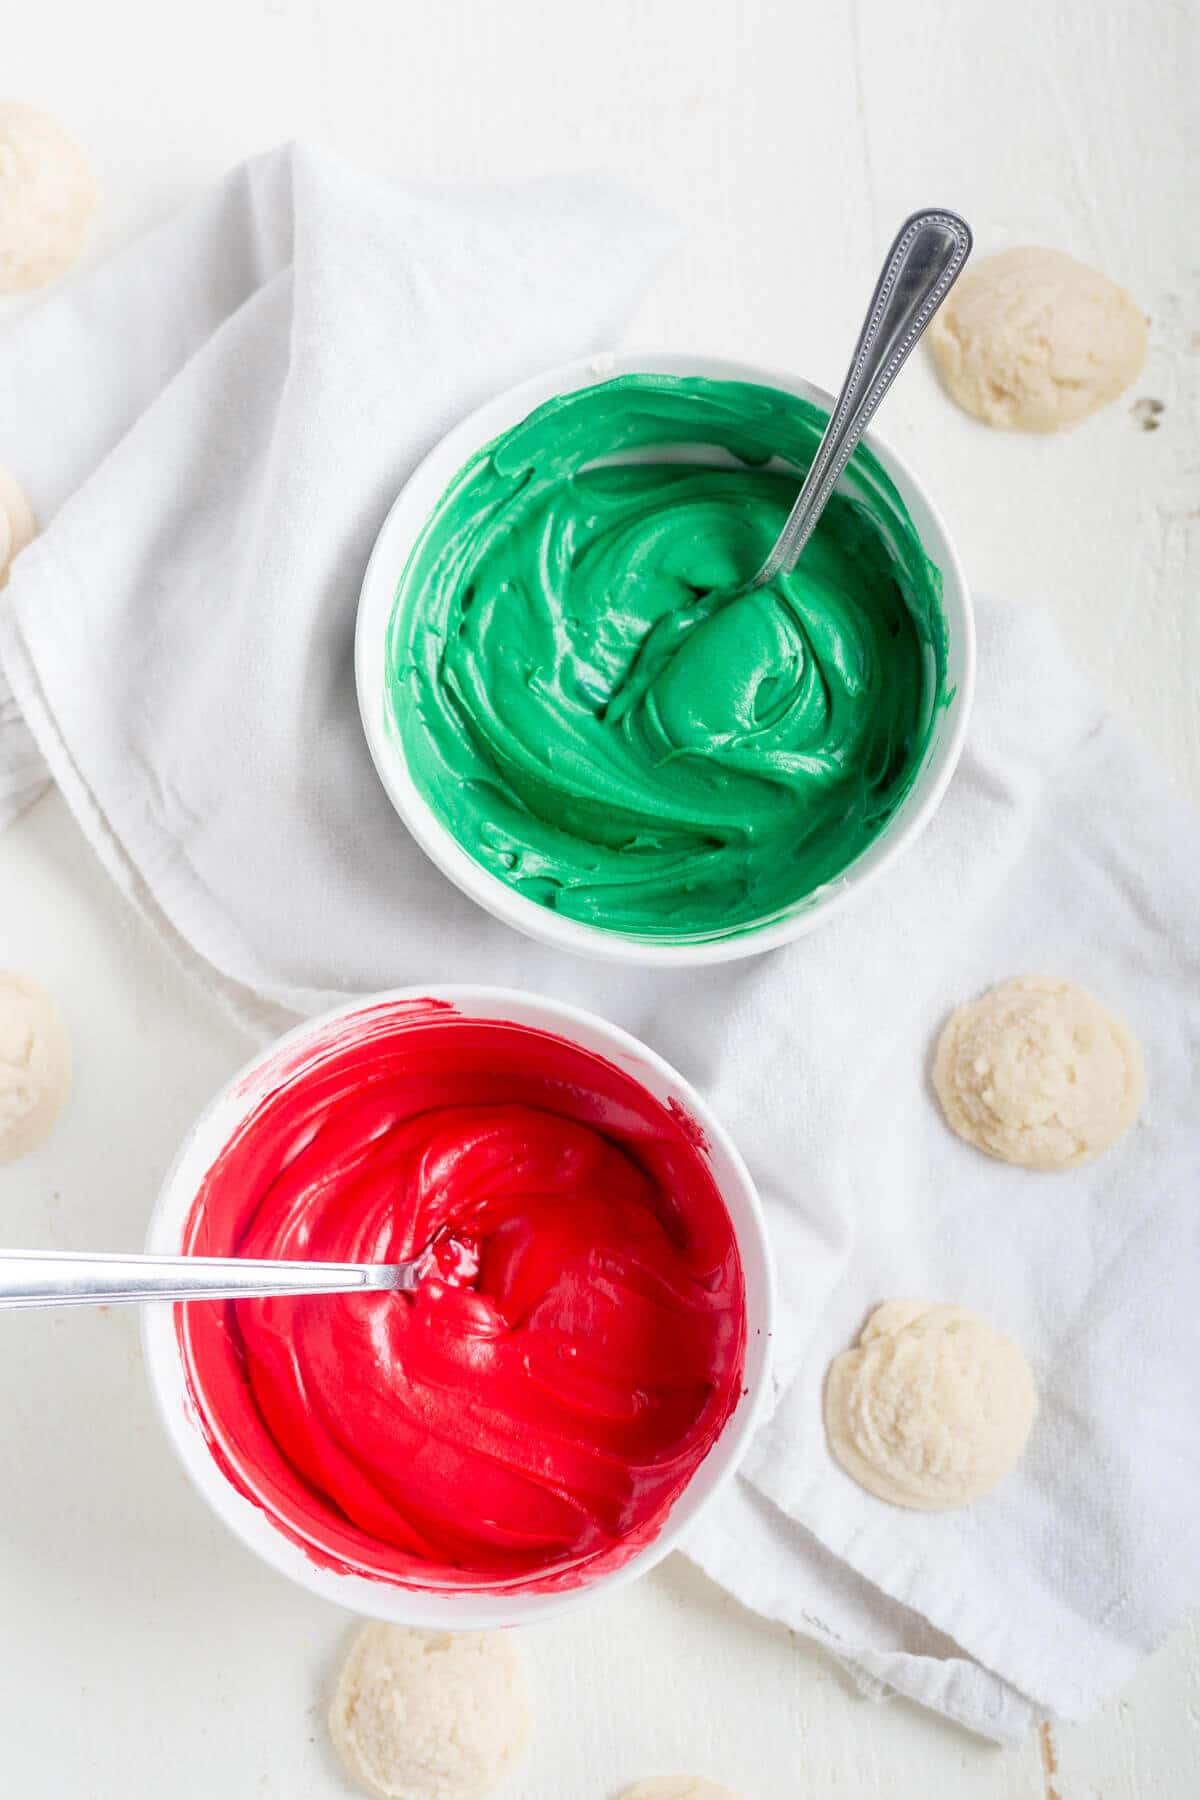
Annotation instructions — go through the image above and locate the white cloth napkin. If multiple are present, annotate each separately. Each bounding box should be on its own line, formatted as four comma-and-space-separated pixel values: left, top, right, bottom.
3, 143, 1198, 1745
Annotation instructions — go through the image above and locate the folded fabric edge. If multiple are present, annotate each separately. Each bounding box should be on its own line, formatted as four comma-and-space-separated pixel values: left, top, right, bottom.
0, 591, 303, 1044
750, 1381, 1154, 1719
685, 1481, 1043, 1744
0, 782, 50, 830
681, 1541, 1039, 1744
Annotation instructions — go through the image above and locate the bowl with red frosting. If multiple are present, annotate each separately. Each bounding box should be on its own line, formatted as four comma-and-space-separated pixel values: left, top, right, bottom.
143, 987, 772, 1625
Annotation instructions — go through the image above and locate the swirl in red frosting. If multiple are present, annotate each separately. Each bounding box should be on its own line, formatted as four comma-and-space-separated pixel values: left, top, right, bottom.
179, 1003, 747, 1592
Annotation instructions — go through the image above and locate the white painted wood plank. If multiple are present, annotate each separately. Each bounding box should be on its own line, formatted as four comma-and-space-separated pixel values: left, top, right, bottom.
846, 0, 1200, 804
1050, 1616, 1200, 1800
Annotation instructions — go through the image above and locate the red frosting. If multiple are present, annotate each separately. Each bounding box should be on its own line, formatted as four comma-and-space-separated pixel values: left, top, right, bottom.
179, 1002, 747, 1592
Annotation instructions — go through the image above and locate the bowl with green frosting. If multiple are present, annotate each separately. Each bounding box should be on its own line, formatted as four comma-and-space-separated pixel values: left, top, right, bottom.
357, 353, 972, 963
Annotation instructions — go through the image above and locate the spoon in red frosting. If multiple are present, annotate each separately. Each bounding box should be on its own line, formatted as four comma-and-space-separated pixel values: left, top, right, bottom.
0, 1228, 479, 1310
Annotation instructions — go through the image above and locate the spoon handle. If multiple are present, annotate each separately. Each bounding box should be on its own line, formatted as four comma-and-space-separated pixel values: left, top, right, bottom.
0, 1249, 417, 1309
753, 208, 972, 587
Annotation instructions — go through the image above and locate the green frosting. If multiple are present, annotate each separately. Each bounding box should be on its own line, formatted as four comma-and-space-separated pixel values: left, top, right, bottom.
385, 374, 948, 941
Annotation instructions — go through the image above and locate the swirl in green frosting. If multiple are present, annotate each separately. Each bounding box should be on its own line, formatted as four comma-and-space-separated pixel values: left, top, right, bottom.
385, 374, 948, 940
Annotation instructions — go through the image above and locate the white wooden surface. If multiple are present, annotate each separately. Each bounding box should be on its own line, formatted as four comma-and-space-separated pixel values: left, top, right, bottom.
2, 2, 1197, 1795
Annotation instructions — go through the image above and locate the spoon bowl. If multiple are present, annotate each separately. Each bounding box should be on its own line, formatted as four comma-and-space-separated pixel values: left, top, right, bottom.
141, 985, 775, 1628
357, 351, 975, 963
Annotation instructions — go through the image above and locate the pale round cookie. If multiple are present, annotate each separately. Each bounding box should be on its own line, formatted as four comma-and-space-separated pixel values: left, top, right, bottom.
929, 247, 1147, 431
824, 1300, 1037, 1510
0, 101, 98, 291
619, 1781, 745, 1800
0, 466, 36, 585
328, 1624, 530, 1800
933, 975, 1143, 1171
0, 972, 71, 1163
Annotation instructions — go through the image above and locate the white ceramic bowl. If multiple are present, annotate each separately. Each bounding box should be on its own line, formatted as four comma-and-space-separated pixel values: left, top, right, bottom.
357, 350, 974, 966
143, 985, 774, 1628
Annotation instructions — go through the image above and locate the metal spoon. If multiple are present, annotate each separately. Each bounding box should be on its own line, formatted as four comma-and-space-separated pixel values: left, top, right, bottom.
0, 1246, 438, 1310
740, 207, 972, 591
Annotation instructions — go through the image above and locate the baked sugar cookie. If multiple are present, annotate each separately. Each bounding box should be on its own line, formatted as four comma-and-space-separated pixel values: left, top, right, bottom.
934, 975, 1143, 1170
0, 972, 70, 1163
929, 247, 1147, 432
824, 1300, 1037, 1510
0, 101, 97, 291
329, 1624, 529, 1800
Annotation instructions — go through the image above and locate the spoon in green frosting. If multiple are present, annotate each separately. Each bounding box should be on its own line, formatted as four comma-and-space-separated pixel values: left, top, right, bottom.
738, 208, 971, 594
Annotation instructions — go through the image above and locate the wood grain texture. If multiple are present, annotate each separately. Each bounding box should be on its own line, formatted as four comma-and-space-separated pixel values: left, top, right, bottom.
1, 0, 1197, 1793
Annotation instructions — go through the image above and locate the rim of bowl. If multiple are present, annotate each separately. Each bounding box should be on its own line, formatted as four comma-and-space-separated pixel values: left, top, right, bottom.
356, 349, 976, 966
141, 983, 776, 1628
